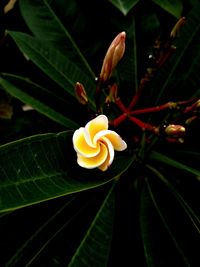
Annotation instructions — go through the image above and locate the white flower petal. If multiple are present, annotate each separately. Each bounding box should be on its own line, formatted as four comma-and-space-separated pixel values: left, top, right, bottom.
94, 130, 127, 151
84, 115, 108, 147
72, 127, 100, 157
100, 136, 114, 166
77, 142, 108, 169
97, 137, 115, 171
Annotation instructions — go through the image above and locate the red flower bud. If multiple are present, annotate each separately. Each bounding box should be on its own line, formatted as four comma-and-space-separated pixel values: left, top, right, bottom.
75, 82, 88, 105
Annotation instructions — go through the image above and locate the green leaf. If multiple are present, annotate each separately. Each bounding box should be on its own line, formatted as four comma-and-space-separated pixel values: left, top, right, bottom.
0, 74, 79, 129
9, 31, 96, 110
109, 0, 139, 16
189, 0, 200, 6
140, 184, 158, 267
146, 164, 200, 234
140, 177, 191, 266
5, 195, 80, 266
19, 0, 94, 78
0, 131, 134, 212
117, 16, 138, 98
68, 181, 116, 267
169, 150, 200, 171
152, 0, 183, 18
150, 150, 200, 177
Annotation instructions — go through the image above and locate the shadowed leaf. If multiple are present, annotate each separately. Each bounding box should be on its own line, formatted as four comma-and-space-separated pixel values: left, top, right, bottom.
109, 0, 139, 16
68, 181, 116, 267
0, 131, 133, 212
9, 31, 96, 110
19, 0, 94, 78
0, 74, 79, 129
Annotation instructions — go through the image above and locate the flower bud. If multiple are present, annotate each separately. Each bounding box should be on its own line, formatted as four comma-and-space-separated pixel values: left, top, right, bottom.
185, 115, 198, 125
75, 82, 88, 105
192, 99, 200, 110
105, 83, 118, 104
164, 124, 185, 137
170, 17, 186, 39
184, 99, 200, 113
195, 99, 200, 108
4, 0, 17, 14
99, 31, 126, 82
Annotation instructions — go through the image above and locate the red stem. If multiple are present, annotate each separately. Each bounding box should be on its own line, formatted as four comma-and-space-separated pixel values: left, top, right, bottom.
129, 116, 158, 133
115, 97, 129, 113
128, 77, 150, 110
109, 113, 127, 127
130, 102, 176, 115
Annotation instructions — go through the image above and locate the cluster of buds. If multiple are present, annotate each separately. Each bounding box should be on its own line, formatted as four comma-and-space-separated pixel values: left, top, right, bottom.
73, 16, 200, 149
73, 30, 125, 111
147, 17, 186, 75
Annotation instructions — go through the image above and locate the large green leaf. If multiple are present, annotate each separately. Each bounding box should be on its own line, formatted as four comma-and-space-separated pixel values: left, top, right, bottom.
68, 181, 116, 267
150, 150, 200, 177
117, 16, 138, 99
5, 196, 78, 266
172, 151, 200, 170
140, 183, 159, 267
146, 164, 200, 234
0, 131, 134, 212
109, 0, 139, 16
0, 74, 79, 129
9, 31, 96, 110
152, 0, 183, 18
19, 0, 94, 78
140, 178, 191, 266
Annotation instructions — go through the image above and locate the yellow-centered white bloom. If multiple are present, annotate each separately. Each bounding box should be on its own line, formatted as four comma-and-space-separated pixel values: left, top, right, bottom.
72, 115, 127, 171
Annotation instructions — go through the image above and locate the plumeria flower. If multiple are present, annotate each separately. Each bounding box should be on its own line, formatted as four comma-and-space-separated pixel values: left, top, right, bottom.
72, 115, 127, 171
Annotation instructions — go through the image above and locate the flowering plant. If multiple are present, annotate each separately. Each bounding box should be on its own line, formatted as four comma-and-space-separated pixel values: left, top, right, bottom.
0, 0, 199, 266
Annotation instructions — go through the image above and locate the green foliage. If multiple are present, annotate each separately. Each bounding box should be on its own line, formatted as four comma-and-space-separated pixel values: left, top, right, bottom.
109, 0, 140, 15
152, 0, 183, 18
8, 31, 96, 109
0, 0, 199, 266
0, 130, 133, 212
0, 74, 79, 128
68, 182, 116, 267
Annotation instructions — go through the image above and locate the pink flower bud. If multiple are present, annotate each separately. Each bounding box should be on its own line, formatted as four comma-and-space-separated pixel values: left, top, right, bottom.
100, 32, 126, 82
75, 82, 88, 105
